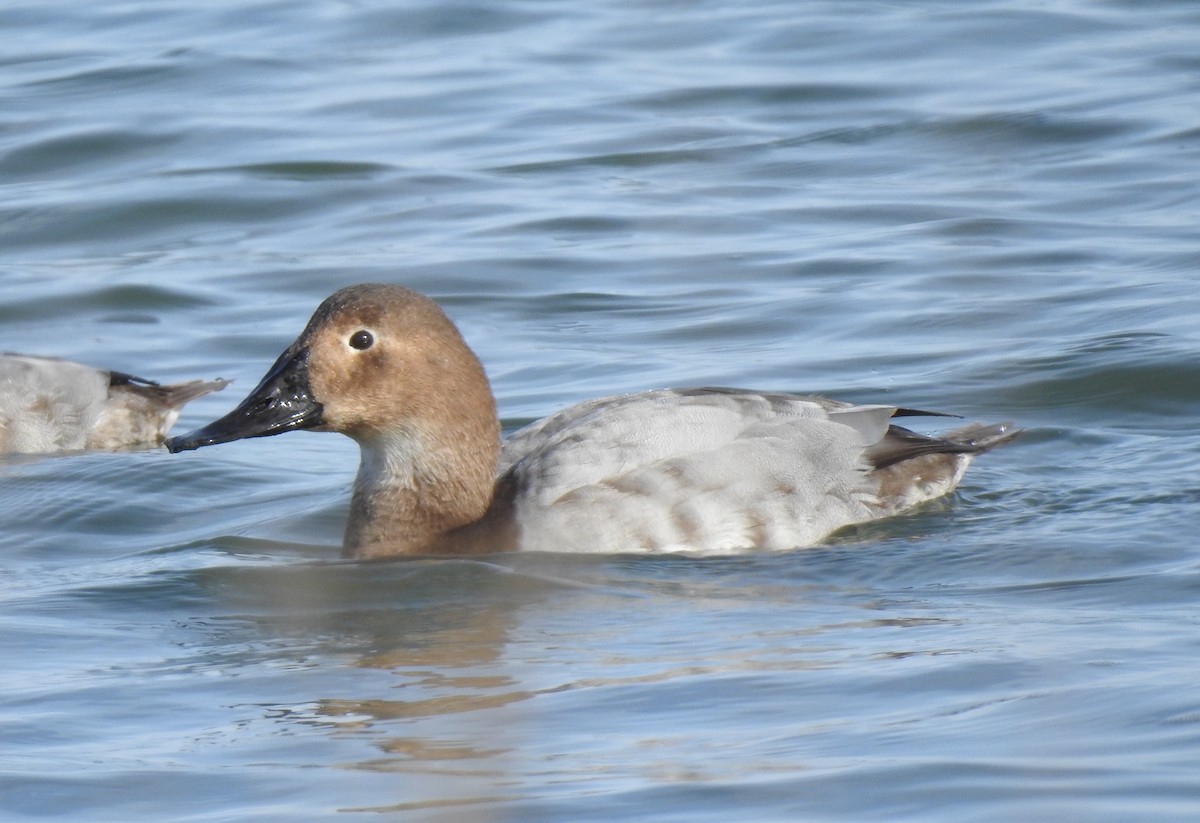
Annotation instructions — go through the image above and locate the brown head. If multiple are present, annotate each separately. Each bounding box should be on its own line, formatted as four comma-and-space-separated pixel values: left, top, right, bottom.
168, 284, 502, 557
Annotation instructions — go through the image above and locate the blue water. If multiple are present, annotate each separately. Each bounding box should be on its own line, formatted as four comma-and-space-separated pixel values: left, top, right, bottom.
3, 0, 1200, 820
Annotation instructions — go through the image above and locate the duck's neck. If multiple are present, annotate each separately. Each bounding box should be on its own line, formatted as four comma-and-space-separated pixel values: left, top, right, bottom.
343, 422, 500, 558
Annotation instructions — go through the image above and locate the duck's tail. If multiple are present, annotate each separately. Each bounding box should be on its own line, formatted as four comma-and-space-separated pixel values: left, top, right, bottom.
940, 421, 1022, 454
866, 420, 1020, 471
86, 375, 231, 449
865, 419, 1020, 514
109, 372, 231, 410
158, 378, 232, 409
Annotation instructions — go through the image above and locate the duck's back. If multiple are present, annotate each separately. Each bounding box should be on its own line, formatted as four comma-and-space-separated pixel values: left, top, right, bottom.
0, 355, 112, 453
496, 388, 917, 554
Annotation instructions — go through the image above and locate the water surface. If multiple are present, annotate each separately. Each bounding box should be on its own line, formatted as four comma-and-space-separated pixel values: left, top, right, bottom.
2, 1, 1200, 820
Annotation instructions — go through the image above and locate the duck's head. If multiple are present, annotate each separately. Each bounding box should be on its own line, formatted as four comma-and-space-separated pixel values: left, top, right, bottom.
166, 284, 499, 455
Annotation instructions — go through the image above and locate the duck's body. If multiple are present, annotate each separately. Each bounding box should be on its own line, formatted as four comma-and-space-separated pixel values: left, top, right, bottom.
486, 388, 1007, 555
167, 284, 1017, 558
0, 354, 228, 454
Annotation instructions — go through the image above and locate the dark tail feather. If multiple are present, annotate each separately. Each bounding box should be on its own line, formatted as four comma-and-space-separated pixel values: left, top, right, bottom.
866, 421, 1020, 470
111, 375, 231, 409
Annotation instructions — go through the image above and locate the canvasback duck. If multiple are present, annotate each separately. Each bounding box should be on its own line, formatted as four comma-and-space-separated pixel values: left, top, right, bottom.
0, 354, 229, 455
167, 284, 1018, 558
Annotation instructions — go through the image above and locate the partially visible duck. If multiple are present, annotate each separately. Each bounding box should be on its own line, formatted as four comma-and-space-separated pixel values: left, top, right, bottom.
0, 354, 228, 454
167, 284, 1018, 558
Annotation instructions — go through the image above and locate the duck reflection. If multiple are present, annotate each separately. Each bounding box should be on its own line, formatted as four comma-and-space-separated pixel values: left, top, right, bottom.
208, 555, 561, 818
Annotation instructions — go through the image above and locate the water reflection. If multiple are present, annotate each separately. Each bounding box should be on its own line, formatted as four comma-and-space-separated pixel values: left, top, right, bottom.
172, 548, 1079, 821
198, 556, 545, 817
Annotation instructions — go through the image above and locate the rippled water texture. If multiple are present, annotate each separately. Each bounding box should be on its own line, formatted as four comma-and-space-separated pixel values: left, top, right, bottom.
2, 1, 1199, 821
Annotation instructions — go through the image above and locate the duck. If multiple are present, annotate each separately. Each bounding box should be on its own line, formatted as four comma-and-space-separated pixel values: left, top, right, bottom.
167, 283, 1018, 558
0, 353, 229, 454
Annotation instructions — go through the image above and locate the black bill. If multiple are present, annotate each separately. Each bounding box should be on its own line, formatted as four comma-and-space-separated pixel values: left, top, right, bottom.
165, 345, 324, 453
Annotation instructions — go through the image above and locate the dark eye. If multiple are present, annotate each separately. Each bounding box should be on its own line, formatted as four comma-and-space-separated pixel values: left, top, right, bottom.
348, 330, 374, 350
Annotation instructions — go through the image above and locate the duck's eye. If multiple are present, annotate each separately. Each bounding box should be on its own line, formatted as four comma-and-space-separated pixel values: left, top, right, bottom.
348, 330, 374, 351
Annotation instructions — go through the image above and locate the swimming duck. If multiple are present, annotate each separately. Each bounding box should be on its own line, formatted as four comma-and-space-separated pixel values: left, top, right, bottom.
0, 354, 229, 455
167, 284, 1017, 558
